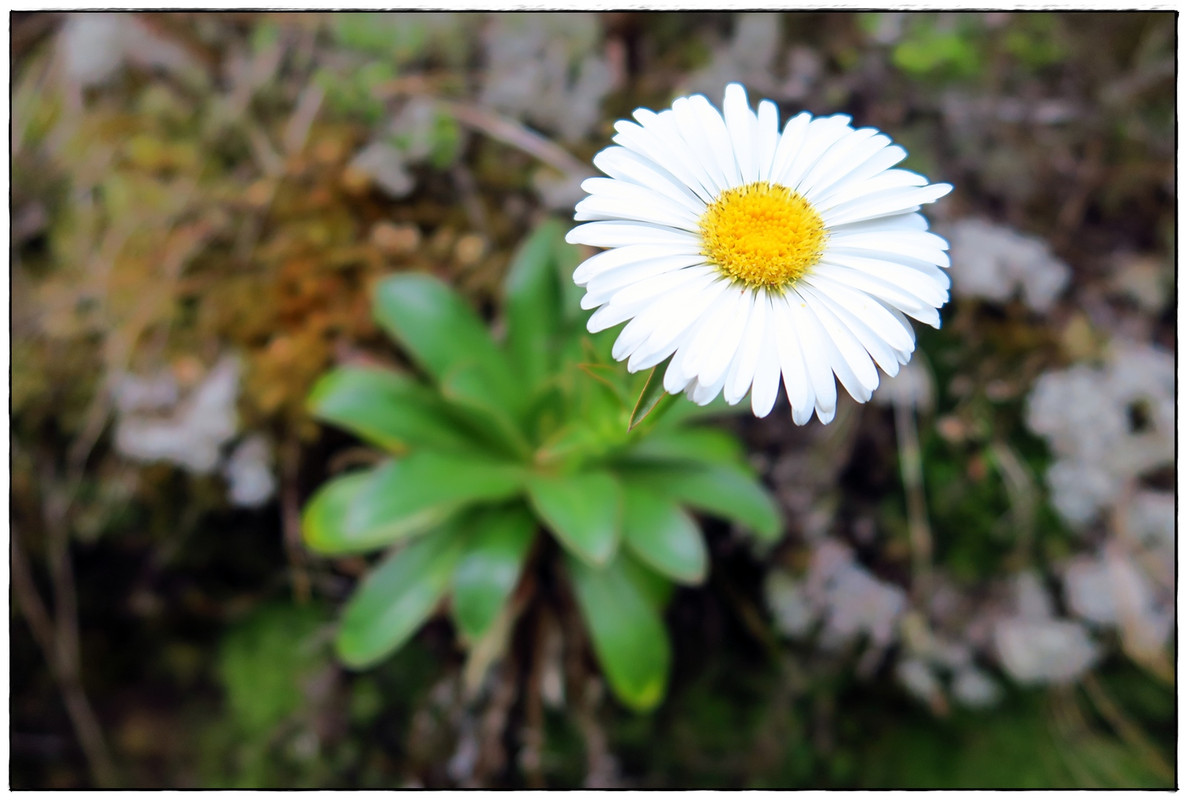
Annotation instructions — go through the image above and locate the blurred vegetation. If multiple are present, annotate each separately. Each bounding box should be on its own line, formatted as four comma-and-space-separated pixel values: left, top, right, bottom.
10, 11, 1174, 789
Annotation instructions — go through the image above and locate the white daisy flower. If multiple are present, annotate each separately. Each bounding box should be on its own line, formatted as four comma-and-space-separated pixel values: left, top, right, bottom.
566, 82, 953, 424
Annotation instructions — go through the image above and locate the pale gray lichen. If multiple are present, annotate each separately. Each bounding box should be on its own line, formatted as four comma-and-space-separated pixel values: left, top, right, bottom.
114, 356, 240, 475
946, 218, 1071, 312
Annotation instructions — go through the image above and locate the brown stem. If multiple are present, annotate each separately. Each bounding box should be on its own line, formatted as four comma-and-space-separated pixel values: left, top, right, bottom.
449, 163, 490, 239
11, 533, 118, 788
280, 436, 312, 603
556, 572, 616, 788
430, 99, 590, 178
518, 609, 547, 789
474, 660, 517, 785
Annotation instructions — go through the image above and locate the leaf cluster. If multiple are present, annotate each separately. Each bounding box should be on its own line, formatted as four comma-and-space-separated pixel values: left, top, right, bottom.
303, 221, 781, 710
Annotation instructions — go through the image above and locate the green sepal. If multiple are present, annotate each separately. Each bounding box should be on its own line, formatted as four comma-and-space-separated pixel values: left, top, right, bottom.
628, 366, 678, 431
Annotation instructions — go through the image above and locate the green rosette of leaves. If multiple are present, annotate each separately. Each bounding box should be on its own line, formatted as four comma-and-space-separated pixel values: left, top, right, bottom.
302, 220, 781, 711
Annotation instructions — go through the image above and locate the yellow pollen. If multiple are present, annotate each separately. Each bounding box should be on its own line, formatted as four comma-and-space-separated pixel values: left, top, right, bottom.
699, 181, 828, 289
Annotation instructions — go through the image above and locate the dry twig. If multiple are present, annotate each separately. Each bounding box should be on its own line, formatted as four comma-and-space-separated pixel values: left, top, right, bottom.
893, 400, 933, 603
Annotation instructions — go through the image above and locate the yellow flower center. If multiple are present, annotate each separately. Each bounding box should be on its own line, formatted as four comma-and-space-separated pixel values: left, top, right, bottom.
699, 181, 828, 289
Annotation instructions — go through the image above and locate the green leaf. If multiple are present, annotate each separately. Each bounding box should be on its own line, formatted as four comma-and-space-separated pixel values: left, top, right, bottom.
307, 365, 476, 453
621, 485, 707, 584
372, 274, 520, 413
622, 426, 745, 469
527, 470, 621, 565
451, 504, 537, 640
302, 469, 376, 554
303, 453, 526, 555
567, 555, 671, 711
336, 522, 466, 668
619, 554, 676, 610
619, 462, 781, 542
351, 453, 527, 544
439, 362, 533, 458
505, 220, 565, 389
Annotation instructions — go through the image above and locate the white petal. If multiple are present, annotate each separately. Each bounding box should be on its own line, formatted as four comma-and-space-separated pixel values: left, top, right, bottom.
574, 197, 700, 232
814, 399, 837, 425
822, 183, 953, 227
611, 319, 651, 362
783, 292, 837, 419
581, 254, 708, 309
798, 282, 902, 378
573, 243, 701, 286
755, 100, 780, 184
816, 169, 930, 214
566, 220, 702, 249
781, 115, 854, 191
876, 302, 920, 357
770, 292, 814, 424
587, 265, 716, 332
614, 275, 729, 370
692, 94, 746, 191
829, 212, 930, 236
799, 273, 917, 356
668, 99, 727, 194
749, 326, 782, 418
593, 146, 708, 215
828, 244, 951, 272
797, 288, 880, 402
767, 111, 812, 184
722, 83, 760, 185
723, 291, 769, 405
663, 350, 695, 394
830, 248, 953, 289
796, 127, 883, 199
625, 276, 733, 371
818, 253, 949, 308
576, 178, 704, 230
665, 282, 745, 389
806, 143, 907, 206
827, 229, 951, 262
695, 288, 754, 388
614, 115, 717, 204
600, 263, 716, 310
810, 263, 942, 327
690, 370, 728, 406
